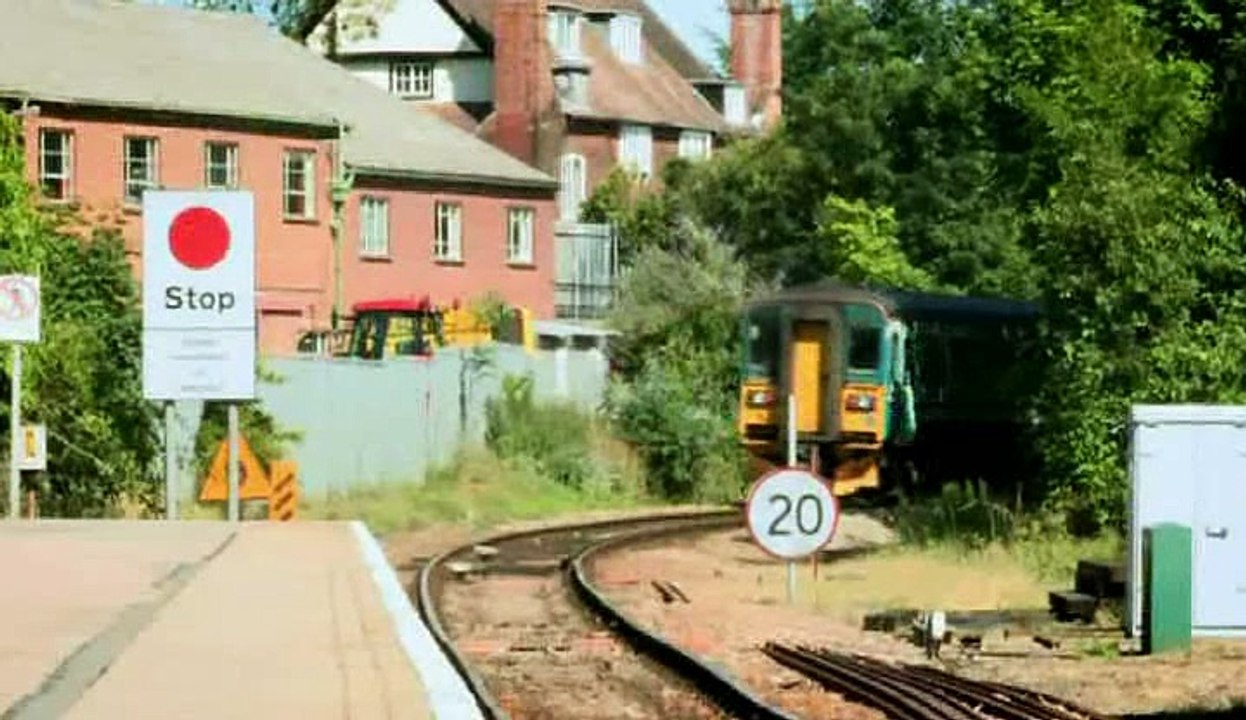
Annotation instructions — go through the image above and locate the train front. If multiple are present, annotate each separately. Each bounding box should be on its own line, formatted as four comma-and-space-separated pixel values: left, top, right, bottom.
737, 293, 898, 496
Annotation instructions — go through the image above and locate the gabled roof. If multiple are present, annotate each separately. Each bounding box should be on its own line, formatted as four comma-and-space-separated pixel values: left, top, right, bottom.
577, 21, 726, 131
1, 0, 555, 190
442, 0, 716, 80
441, 0, 726, 131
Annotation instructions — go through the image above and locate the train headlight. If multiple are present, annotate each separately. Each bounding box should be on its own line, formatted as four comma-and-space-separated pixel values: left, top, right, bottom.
747, 389, 776, 407
844, 393, 876, 413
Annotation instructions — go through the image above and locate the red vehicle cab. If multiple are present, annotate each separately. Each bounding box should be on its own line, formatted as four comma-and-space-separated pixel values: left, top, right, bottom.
347, 296, 444, 360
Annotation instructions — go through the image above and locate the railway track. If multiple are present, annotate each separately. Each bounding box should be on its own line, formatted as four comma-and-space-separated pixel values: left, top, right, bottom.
414, 509, 1103, 720
761, 643, 1108, 720
416, 510, 799, 720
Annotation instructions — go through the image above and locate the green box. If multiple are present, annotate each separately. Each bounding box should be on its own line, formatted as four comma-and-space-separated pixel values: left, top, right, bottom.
1142, 523, 1193, 655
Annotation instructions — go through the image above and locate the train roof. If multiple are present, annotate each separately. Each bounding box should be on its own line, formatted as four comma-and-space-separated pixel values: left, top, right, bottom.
746, 280, 1041, 322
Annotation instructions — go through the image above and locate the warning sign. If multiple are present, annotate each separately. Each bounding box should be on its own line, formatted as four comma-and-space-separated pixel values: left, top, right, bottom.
0, 275, 40, 343
199, 435, 271, 502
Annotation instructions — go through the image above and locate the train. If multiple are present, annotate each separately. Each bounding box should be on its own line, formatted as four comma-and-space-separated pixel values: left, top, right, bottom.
737, 280, 1042, 497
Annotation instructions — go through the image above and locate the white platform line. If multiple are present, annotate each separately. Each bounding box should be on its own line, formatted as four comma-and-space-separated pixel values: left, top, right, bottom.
350, 521, 484, 720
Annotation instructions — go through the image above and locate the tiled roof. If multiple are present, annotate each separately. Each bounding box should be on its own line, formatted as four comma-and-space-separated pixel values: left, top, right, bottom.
439, 0, 724, 131
442, 0, 716, 79
1, 0, 555, 189
577, 22, 726, 131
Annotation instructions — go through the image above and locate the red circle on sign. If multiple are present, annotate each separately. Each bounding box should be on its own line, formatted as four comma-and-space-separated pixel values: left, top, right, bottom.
169, 207, 230, 270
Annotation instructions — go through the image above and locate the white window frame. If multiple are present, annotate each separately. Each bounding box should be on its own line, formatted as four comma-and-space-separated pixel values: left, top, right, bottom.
617, 124, 653, 177
559, 153, 587, 222
609, 14, 643, 64
548, 9, 581, 59
283, 149, 316, 220
123, 136, 159, 204
507, 207, 535, 265
678, 131, 713, 161
360, 196, 390, 258
204, 141, 239, 189
434, 201, 463, 262
390, 61, 434, 99
39, 129, 73, 201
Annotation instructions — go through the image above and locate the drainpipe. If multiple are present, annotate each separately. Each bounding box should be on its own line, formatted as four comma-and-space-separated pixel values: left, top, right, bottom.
329, 121, 355, 332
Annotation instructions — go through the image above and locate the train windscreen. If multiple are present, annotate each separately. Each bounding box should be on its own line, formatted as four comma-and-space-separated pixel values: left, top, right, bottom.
744, 306, 781, 380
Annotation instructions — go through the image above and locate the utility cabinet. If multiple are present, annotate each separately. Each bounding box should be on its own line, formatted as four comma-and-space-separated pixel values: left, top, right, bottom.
1128, 405, 1246, 638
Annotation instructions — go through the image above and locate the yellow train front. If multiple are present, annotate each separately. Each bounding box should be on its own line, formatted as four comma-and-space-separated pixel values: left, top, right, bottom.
738, 281, 1041, 497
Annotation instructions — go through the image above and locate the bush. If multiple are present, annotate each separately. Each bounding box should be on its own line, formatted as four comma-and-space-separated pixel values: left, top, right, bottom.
486, 374, 614, 491
605, 355, 748, 503
889, 479, 1017, 550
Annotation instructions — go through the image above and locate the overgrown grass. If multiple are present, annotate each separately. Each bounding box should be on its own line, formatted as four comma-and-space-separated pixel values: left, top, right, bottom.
888, 480, 1125, 585
302, 449, 653, 536
303, 380, 659, 536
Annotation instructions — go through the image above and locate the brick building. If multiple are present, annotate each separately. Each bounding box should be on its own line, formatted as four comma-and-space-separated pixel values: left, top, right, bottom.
312, 0, 784, 318
2, 0, 560, 355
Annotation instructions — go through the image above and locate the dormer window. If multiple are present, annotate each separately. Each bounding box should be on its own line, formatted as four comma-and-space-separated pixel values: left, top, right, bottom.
609, 14, 643, 64
548, 9, 582, 59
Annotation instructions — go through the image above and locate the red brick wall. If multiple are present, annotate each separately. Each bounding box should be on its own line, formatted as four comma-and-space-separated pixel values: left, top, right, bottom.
564, 125, 686, 200
21, 109, 335, 354
342, 181, 556, 320
492, 0, 554, 165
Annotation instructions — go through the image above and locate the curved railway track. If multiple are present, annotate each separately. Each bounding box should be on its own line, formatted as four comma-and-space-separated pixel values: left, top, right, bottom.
416, 510, 798, 720
413, 509, 1104, 720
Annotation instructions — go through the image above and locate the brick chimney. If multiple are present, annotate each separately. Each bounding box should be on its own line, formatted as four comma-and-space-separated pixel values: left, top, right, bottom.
493, 0, 548, 164
729, 0, 783, 131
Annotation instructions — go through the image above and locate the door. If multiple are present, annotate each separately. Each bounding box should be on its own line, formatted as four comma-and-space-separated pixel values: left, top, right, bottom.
791, 321, 829, 434
1194, 424, 1246, 629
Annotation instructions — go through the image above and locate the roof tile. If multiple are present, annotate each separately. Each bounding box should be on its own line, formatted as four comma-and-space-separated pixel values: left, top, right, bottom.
1, 0, 554, 188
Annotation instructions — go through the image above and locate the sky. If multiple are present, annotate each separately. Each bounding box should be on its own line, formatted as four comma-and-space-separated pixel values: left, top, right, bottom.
646, 0, 731, 70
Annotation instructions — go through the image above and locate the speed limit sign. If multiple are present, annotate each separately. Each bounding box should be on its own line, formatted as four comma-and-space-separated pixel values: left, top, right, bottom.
745, 468, 839, 559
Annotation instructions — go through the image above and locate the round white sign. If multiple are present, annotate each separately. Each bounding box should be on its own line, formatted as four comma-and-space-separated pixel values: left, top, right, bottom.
745, 468, 840, 560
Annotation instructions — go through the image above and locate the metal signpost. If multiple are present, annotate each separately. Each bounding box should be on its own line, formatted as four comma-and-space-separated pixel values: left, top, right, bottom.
142, 191, 256, 522
745, 395, 840, 604
1, 275, 40, 520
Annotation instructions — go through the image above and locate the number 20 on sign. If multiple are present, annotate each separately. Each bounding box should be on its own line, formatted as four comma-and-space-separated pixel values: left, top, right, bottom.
745, 468, 840, 560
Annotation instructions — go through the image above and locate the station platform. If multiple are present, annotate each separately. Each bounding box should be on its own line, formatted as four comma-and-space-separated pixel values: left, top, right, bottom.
0, 520, 480, 719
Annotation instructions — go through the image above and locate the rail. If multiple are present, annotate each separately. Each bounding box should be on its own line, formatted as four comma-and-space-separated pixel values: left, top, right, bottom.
416, 509, 792, 720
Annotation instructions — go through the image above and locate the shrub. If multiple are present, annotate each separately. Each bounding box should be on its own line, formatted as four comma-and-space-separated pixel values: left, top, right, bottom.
485, 374, 598, 490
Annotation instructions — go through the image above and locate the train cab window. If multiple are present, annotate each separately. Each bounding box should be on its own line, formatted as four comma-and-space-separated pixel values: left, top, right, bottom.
745, 307, 780, 379
848, 326, 882, 370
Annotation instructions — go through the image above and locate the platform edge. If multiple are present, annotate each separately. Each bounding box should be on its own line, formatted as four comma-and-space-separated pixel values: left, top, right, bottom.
349, 521, 484, 720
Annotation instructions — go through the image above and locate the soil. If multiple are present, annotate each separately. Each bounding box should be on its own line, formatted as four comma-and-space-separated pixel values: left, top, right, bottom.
591, 515, 1246, 718
385, 508, 733, 720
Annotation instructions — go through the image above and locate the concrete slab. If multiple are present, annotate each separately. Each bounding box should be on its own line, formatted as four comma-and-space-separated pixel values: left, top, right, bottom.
0, 521, 235, 713
1, 521, 480, 720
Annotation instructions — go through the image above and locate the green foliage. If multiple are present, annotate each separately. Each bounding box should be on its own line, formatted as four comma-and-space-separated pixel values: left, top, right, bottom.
485, 375, 599, 490
581, 165, 688, 264
603, 229, 752, 502
0, 115, 160, 516
813, 196, 936, 290
1013, 0, 1246, 530
890, 480, 1017, 550
303, 448, 647, 536
605, 225, 750, 390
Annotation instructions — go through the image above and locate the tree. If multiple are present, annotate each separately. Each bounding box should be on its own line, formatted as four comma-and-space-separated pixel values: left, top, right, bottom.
158, 0, 394, 49
603, 225, 754, 501
0, 115, 161, 516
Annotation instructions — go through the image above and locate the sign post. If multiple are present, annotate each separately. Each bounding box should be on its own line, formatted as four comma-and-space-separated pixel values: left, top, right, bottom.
142, 192, 256, 522
745, 463, 839, 606
1, 275, 41, 520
